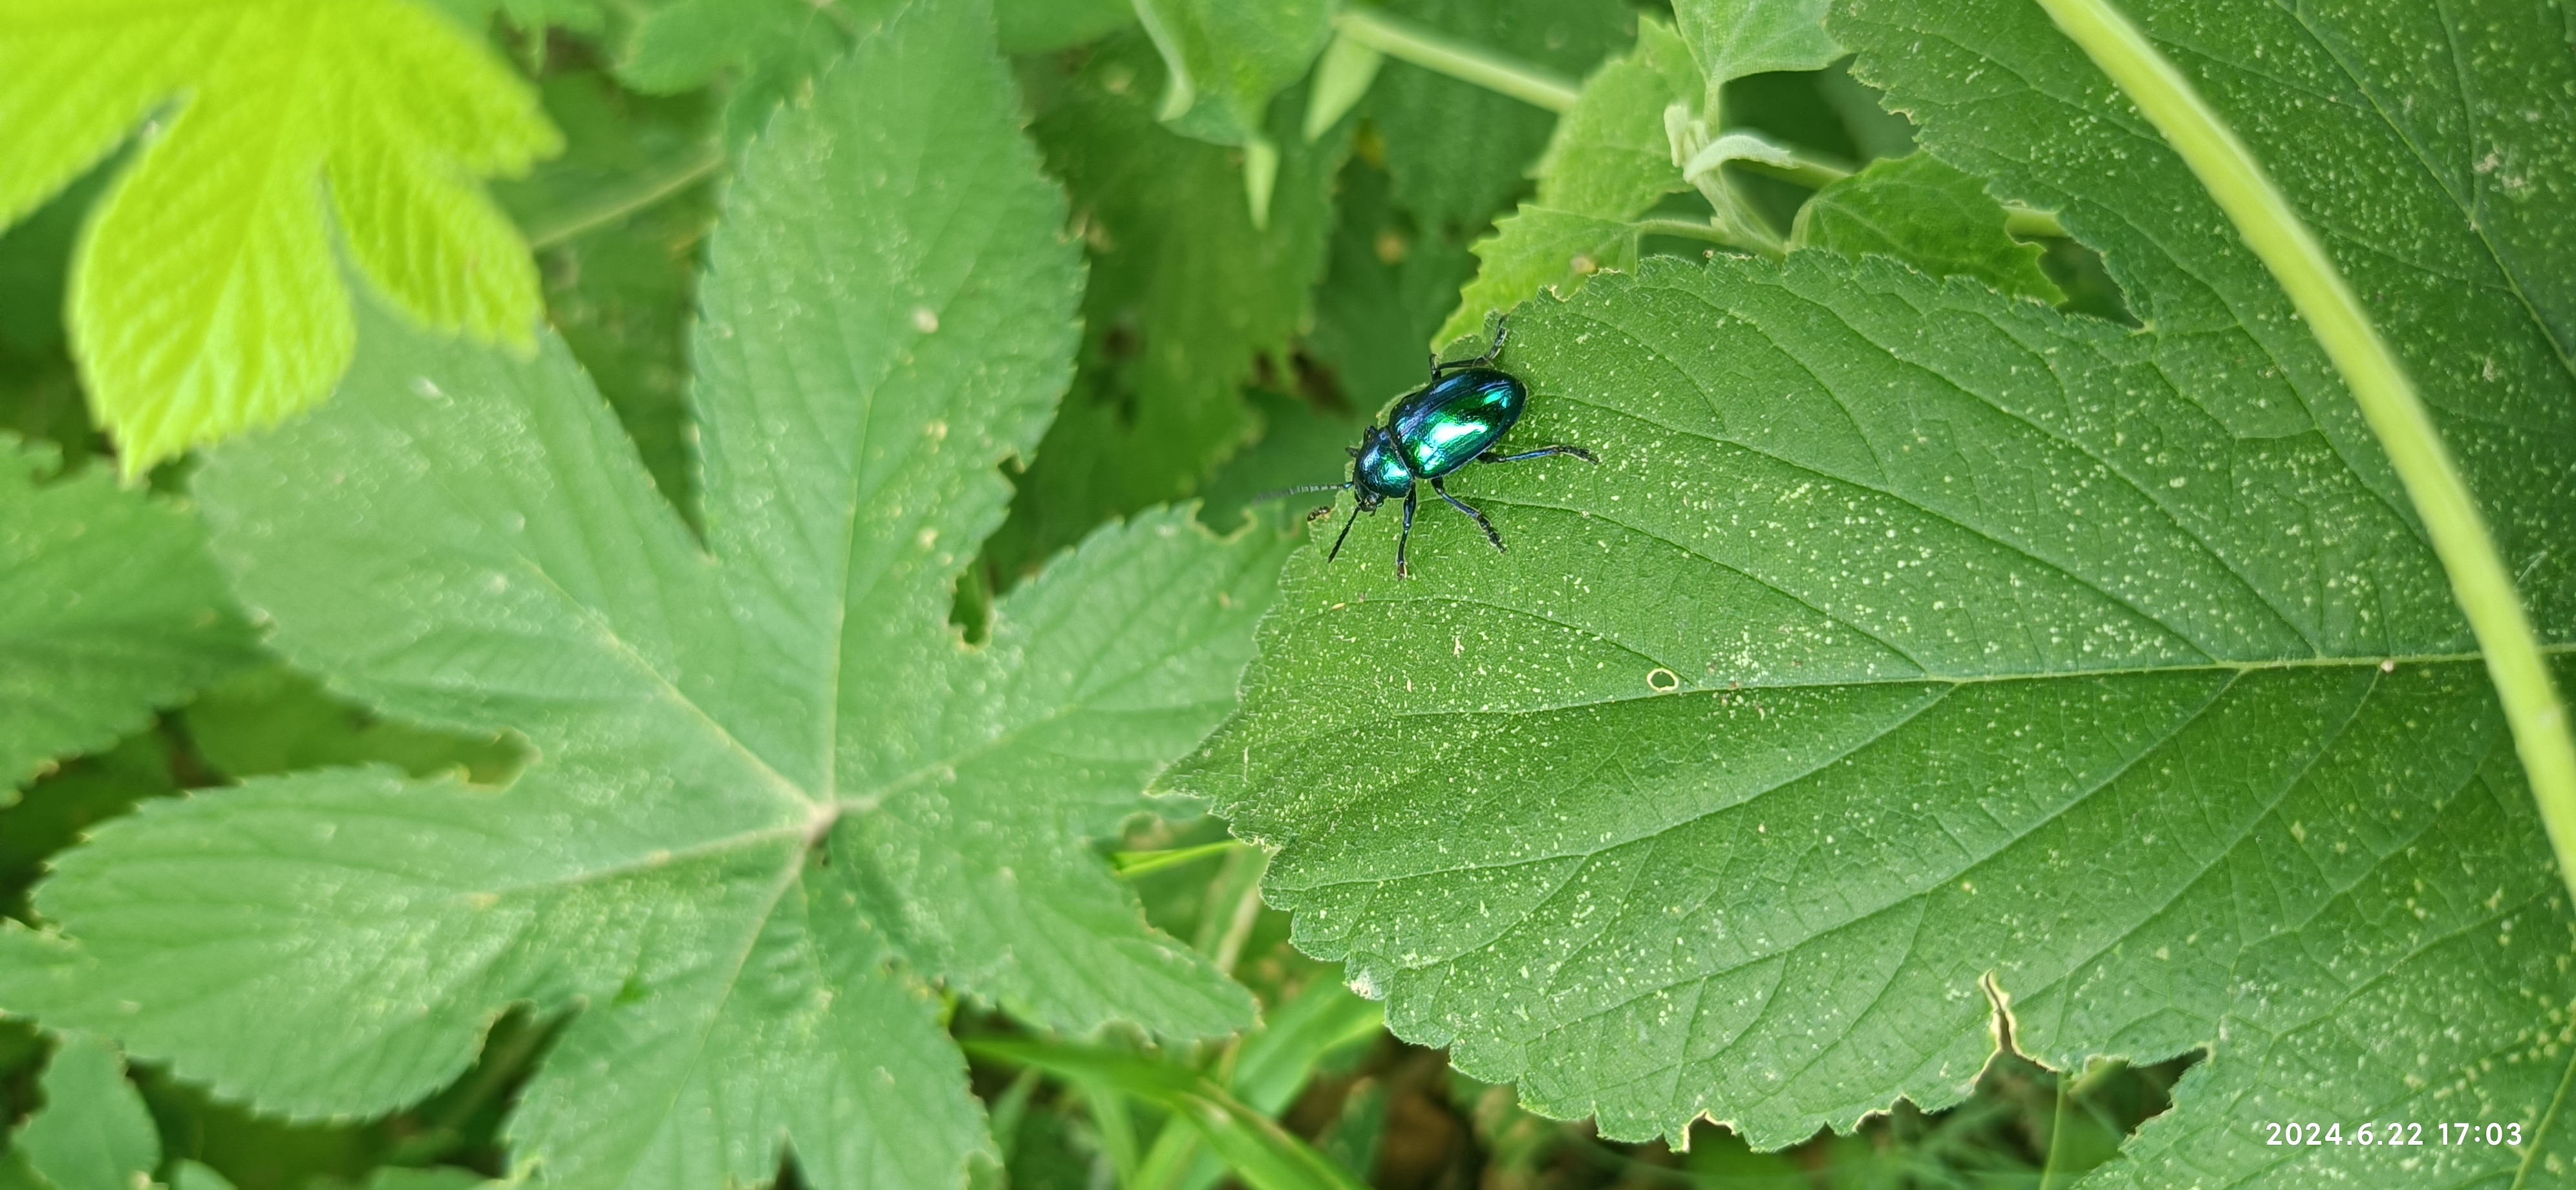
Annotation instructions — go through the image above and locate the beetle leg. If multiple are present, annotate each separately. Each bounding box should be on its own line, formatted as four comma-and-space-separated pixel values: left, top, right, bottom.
1431, 477, 1505, 552
1470, 313, 1508, 365
1395, 486, 1419, 579
1479, 444, 1598, 465
1326, 501, 1365, 563
1430, 314, 1513, 378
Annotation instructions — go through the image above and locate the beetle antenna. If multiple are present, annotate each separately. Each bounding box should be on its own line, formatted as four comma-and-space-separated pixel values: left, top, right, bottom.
1325, 502, 1363, 562
1249, 482, 1351, 504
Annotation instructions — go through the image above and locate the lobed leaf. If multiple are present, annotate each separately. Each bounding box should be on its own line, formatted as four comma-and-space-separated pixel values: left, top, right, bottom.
1, 2, 1289, 1187
0, 437, 257, 797
0, 0, 561, 475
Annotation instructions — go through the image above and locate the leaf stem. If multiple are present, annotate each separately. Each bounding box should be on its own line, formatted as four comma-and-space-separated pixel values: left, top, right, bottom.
2036, 1073, 2073, 1190
521, 144, 727, 250
2032, 0, 2576, 896
1113, 839, 1243, 878
1732, 152, 1852, 189
1331, 9, 1578, 113
1630, 217, 1733, 245
2002, 205, 2066, 239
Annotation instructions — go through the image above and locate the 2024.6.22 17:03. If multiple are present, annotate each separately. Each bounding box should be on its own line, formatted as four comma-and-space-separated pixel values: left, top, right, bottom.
2262, 1120, 2523, 1147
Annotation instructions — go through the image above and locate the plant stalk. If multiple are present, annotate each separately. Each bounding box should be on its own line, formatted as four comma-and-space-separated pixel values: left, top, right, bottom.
2032, 0, 2576, 896
1732, 152, 1853, 190
521, 145, 726, 250
1331, 9, 1578, 113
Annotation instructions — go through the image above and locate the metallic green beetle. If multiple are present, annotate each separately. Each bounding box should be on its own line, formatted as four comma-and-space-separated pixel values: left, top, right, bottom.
1278, 318, 1596, 578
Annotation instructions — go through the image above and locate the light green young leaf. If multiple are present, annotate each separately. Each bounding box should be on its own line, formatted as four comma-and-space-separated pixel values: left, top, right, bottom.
1791, 153, 2061, 303
1435, 19, 1696, 343
1165, 246, 2576, 1178
1132, 0, 1330, 150
15, 1035, 156, 1190
0, 3, 1284, 1188
1672, 0, 1837, 110
0, 437, 257, 797
986, 36, 1346, 579
0, 0, 561, 475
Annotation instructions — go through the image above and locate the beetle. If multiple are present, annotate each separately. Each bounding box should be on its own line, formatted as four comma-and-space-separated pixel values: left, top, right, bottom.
1272, 316, 1595, 578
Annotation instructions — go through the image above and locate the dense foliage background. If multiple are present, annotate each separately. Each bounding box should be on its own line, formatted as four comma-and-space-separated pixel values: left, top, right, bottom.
0, 0, 2568, 1188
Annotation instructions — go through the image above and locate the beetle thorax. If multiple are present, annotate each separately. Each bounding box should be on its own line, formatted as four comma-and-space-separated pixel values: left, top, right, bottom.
1351, 428, 1414, 504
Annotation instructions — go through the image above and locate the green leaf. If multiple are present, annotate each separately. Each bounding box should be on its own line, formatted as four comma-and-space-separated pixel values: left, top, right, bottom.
1225, 979, 1382, 1114
617, 0, 878, 146
1530, 19, 1703, 219
15, 1036, 156, 1190
169, 1163, 236, 1190
495, 70, 722, 519
1, 735, 175, 924
967, 1041, 1366, 1190
1305, 158, 1477, 413
1357, 0, 1635, 233
364, 1167, 486, 1190
1830, 0, 2576, 632
1131, 975, 1383, 1190
0, 0, 562, 475
0, 166, 105, 473
1673, 0, 1838, 109
1791, 153, 2062, 303
1440, 208, 1638, 345
0, 437, 256, 796
1132, 0, 1330, 150
1433, 17, 1697, 344
1823, 0, 2576, 1181
428, 0, 605, 36
1164, 243, 2576, 1175
994, 0, 1133, 54
986, 36, 1346, 579
1, 3, 1285, 1187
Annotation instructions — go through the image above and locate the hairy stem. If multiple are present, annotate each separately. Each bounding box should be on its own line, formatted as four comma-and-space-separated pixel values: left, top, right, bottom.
2033, 0, 2576, 897
1332, 9, 1578, 113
